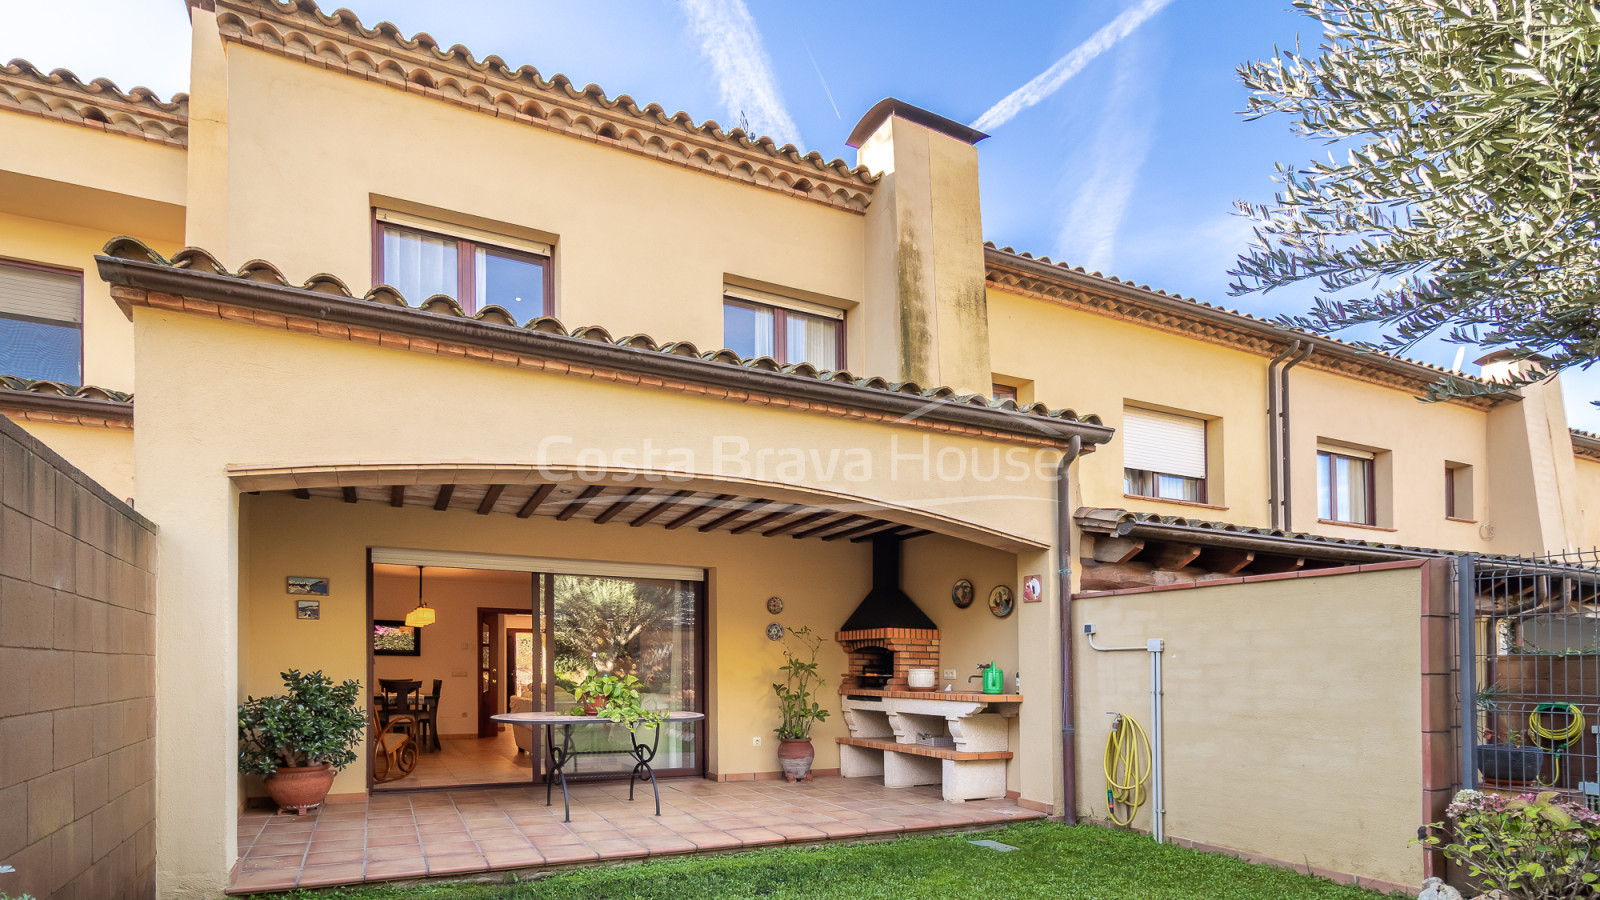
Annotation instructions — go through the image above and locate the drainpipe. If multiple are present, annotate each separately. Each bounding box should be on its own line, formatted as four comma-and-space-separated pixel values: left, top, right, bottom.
1278, 343, 1313, 531
1057, 434, 1084, 825
1085, 628, 1166, 843
1266, 343, 1295, 530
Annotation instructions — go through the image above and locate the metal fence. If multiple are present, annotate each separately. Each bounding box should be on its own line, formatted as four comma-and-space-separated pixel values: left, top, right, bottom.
1458, 549, 1600, 808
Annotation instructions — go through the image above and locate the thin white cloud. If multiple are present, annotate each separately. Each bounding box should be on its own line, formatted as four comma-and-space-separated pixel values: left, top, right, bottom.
972, 0, 1176, 133
1055, 37, 1157, 275
679, 0, 800, 145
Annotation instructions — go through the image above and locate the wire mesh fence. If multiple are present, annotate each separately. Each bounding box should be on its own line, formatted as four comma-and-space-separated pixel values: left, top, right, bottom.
1458, 548, 1600, 809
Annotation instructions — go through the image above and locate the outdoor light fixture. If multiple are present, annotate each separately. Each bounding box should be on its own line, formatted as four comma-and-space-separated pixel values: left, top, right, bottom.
405, 565, 436, 627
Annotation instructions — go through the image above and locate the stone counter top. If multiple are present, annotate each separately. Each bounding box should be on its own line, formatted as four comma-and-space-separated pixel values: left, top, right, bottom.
839, 687, 1024, 704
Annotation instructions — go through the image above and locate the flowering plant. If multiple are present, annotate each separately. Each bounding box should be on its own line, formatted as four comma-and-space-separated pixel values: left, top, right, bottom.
1420, 790, 1600, 899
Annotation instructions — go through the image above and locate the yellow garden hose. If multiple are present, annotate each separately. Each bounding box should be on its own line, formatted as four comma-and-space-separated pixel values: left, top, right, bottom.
1104, 713, 1152, 826
1527, 703, 1585, 787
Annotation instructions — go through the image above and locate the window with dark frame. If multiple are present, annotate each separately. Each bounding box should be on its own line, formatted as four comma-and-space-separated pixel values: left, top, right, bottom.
1445, 463, 1457, 519
1445, 462, 1473, 520
0, 258, 83, 384
992, 382, 1019, 401
373, 215, 552, 322
721, 293, 844, 370
1317, 448, 1376, 525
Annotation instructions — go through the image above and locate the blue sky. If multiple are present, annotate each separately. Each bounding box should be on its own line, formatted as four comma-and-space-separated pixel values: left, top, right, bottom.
7, 0, 1596, 428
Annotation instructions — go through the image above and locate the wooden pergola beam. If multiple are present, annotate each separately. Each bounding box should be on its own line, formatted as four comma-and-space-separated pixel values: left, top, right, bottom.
791, 515, 864, 540
433, 484, 455, 511
341, 487, 358, 504
291, 488, 311, 500
516, 483, 556, 518
850, 524, 918, 543
630, 490, 695, 527
731, 504, 803, 535
824, 519, 897, 542
593, 488, 650, 525
390, 485, 405, 508
698, 499, 770, 533
763, 511, 832, 538
556, 485, 605, 521
476, 484, 505, 515
665, 494, 734, 530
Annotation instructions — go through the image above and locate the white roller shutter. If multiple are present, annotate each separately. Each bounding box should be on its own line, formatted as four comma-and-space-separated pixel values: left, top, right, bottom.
0, 264, 81, 324
1122, 408, 1207, 479
370, 547, 704, 583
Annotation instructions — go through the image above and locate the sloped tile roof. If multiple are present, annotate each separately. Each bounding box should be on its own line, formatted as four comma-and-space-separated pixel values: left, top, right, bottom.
0, 376, 131, 403
0, 59, 188, 146
984, 242, 1511, 409
97, 238, 1110, 443
1573, 428, 1600, 462
206, 0, 875, 211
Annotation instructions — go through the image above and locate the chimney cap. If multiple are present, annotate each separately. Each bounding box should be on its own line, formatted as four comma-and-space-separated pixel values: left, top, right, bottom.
846, 98, 989, 149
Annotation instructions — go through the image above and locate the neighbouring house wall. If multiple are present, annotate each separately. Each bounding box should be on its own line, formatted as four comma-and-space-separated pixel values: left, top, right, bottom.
0, 415, 157, 900
2, 421, 134, 504
1576, 457, 1600, 549
1071, 564, 1428, 890
370, 568, 534, 736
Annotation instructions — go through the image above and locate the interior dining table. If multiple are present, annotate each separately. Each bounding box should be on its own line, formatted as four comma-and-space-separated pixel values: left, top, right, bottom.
490, 710, 705, 822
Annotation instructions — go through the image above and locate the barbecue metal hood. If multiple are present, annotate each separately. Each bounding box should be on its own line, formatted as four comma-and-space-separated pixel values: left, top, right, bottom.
838, 538, 937, 633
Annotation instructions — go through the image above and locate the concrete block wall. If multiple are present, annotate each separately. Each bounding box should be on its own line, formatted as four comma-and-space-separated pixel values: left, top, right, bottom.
0, 416, 157, 899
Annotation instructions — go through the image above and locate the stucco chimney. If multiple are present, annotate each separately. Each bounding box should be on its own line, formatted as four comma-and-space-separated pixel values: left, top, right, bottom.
849, 100, 992, 396
1476, 351, 1586, 553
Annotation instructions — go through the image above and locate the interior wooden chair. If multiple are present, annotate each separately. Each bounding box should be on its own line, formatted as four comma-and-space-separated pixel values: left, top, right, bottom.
372, 708, 418, 783
412, 679, 443, 753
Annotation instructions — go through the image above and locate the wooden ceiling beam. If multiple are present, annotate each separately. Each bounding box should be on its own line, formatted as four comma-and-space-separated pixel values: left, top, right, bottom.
665, 494, 734, 530
824, 519, 897, 542
556, 485, 606, 521
516, 483, 557, 518
791, 515, 865, 540
1090, 535, 1144, 564
291, 488, 311, 500
1196, 547, 1254, 575
476, 484, 506, 515
630, 490, 695, 527
762, 511, 832, 538
593, 488, 651, 525
341, 487, 358, 504
731, 504, 804, 535
850, 524, 918, 543
697, 499, 771, 533
433, 484, 455, 511
390, 485, 405, 508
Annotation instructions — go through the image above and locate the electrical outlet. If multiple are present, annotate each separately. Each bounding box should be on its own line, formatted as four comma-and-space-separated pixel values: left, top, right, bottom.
752, 736, 762, 747
942, 669, 957, 680
460, 712, 468, 717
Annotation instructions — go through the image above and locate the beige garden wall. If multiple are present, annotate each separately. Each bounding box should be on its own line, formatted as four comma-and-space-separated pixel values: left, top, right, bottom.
1072, 565, 1427, 888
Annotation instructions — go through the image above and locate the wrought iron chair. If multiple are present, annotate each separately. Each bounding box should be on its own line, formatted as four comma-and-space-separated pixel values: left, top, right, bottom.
372, 708, 418, 783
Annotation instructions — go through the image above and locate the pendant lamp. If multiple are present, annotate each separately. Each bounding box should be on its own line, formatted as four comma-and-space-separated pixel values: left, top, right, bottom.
405, 565, 435, 627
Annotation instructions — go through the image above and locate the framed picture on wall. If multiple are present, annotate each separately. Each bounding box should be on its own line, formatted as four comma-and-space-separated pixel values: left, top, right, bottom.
373, 619, 423, 656
296, 600, 321, 620
287, 576, 330, 596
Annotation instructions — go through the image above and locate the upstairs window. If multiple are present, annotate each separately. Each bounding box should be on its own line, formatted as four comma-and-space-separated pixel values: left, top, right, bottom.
374, 211, 551, 321
722, 287, 843, 369
1122, 407, 1208, 503
1317, 445, 1375, 525
1446, 462, 1474, 520
0, 259, 82, 384
992, 383, 1019, 402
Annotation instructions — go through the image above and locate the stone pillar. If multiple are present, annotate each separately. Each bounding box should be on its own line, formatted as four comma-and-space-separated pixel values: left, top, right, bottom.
849, 100, 992, 396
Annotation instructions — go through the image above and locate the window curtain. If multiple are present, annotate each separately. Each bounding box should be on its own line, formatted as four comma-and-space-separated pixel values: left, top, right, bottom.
382, 228, 455, 301
785, 311, 838, 369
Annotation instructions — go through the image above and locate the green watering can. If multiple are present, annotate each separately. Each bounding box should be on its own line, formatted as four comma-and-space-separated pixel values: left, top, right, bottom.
976, 662, 1004, 694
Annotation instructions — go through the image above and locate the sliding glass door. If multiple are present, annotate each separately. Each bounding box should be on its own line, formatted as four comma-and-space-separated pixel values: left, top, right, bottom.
547, 573, 702, 777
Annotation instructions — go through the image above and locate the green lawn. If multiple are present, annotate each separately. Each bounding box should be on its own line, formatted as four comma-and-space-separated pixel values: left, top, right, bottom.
251, 822, 1407, 900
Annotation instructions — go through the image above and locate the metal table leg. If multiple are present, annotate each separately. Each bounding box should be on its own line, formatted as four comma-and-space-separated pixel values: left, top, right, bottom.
627, 722, 665, 816
544, 723, 572, 822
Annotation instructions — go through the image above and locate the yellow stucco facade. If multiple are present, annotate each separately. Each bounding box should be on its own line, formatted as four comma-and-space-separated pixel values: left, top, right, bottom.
0, 2, 1595, 897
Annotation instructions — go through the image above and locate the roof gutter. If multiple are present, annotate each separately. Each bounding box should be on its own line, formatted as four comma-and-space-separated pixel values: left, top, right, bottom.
96, 255, 1115, 449
0, 391, 133, 422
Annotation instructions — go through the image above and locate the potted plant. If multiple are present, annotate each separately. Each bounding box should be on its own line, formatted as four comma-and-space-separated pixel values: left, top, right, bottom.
1475, 686, 1544, 786
773, 626, 830, 783
570, 671, 665, 731
239, 669, 366, 815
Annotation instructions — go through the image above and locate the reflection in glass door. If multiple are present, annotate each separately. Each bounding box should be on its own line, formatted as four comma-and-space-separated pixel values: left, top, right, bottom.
548, 574, 702, 777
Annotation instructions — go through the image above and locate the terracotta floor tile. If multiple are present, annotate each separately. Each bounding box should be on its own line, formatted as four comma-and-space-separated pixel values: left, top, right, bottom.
475, 835, 533, 851
640, 835, 698, 856
587, 838, 648, 860
425, 852, 489, 875
307, 836, 366, 852
419, 838, 479, 856
366, 832, 422, 848
367, 823, 419, 838
482, 845, 544, 868
536, 842, 600, 864
529, 832, 588, 848
228, 868, 300, 891
518, 823, 573, 837
296, 862, 368, 887
771, 823, 827, 841
724, 827, 784, 847
679, 830, 741, 851
361, 858, 428, 880
362, 843, 424, 862
303, 848, 366, 866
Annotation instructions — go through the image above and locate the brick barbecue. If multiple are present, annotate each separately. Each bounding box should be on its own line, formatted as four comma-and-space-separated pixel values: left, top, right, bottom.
836, 539, 939, 691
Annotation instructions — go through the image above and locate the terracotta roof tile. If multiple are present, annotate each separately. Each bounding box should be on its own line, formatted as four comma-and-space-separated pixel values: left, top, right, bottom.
0, 375, 131, 404
206, 0, 875, 211
0, 59, 188, 146
101, 237, 1105, 431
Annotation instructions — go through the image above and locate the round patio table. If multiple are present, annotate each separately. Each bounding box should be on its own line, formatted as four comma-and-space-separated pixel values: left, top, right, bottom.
490, 710, 704, 822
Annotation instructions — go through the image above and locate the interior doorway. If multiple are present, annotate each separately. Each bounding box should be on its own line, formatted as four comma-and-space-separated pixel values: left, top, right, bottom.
367, 551, 706, 792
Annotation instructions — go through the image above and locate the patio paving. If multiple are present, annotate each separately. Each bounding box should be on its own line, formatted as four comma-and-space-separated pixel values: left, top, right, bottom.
229, 775, 1045, 893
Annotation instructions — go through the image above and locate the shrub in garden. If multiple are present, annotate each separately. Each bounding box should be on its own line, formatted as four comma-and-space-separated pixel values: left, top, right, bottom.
1422, 790, 1600, 899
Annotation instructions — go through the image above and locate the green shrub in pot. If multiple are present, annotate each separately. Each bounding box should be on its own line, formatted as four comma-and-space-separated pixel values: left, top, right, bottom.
570, 671, 665, 731
238, 669, 366, 814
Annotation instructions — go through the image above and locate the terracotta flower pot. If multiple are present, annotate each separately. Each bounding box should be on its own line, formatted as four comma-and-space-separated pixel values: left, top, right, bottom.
778, 737, 815, 783
265, 764, 336, 816
580, 697, 604, 716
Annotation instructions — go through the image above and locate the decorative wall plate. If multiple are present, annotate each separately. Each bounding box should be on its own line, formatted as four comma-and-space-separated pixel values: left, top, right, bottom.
987, 585, 1015, 618
767, 596, 784, 615
951, 579, 974, 609
767, 622, 785, 641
